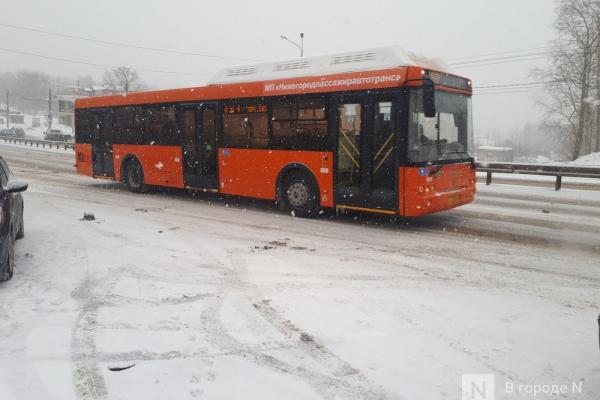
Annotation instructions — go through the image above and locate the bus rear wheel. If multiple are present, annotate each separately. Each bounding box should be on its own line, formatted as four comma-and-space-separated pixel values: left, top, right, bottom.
124, 159, 147, 193
283, 171, 319, 218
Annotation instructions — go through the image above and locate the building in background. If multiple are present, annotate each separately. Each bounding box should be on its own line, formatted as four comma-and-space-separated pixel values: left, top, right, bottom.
55, 85, 123, 128
9, 113, 25, 125
57, 96, 75, 127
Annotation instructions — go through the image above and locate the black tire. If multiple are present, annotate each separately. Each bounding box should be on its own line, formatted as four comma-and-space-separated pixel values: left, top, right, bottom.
124, 158, 147, 193
282, 171, 320, 218
16, 204, 24, 240
0, 229, 15, 282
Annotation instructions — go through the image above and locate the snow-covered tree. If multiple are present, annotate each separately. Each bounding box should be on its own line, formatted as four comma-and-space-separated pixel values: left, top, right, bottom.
535, 0, 600, 159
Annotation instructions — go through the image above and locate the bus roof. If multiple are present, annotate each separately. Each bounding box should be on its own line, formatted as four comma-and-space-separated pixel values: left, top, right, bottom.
75, 46, 468, 110
208, 46, 450, 85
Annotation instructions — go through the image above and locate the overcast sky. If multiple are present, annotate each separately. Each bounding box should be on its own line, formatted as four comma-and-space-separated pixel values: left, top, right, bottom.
0, 0, 556, 135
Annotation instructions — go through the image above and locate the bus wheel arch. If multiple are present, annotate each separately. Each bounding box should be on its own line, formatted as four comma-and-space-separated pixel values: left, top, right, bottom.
121, 155, 148, 193
276, 164, 320, 218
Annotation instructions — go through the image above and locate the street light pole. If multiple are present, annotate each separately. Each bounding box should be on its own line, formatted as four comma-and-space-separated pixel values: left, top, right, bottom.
5, 90, 9, 129
48, 88, 53, 130
280, 33, 304, 57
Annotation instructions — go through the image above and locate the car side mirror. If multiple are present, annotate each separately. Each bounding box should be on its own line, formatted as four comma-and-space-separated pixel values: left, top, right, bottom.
6, 180, 28, 193
422, 78, 436, 118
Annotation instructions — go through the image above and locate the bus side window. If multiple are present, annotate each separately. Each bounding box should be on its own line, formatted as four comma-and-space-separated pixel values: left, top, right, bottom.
75, 109, 91, 144
141, 105, 178, 146
89, 110, 101, 144
222, 102, 268, 149
271, 97, 328, 151
114, 106, 139, 145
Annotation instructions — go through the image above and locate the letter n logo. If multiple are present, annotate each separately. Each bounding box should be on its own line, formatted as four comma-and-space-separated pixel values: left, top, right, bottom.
462, 374, 495, 400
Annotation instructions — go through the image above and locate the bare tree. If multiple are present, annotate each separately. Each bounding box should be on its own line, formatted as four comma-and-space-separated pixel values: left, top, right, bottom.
535, 0, 600, 159
77, 74, 96, 89
0, 70, 52, 113
102, 67, 145, 93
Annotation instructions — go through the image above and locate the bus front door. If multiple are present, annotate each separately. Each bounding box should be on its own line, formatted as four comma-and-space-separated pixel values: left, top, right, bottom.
179, 103, 218, 189
333, 95, 397, 212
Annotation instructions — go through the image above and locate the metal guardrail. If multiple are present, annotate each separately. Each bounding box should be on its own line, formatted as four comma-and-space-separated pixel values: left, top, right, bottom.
476, 161, 600, 190
0, 140, 597, 191
1, 137, 75, 150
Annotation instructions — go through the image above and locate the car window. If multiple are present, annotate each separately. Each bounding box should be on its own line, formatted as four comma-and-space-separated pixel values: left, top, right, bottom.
0, 160, 7, 187
0, 158, 13, 177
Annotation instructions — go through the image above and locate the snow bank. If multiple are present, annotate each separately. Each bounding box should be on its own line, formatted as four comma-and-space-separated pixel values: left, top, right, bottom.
572, 152, 600, 166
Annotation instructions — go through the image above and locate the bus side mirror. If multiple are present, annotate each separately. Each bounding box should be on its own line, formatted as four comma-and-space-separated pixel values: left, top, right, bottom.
423, 79, 436, 118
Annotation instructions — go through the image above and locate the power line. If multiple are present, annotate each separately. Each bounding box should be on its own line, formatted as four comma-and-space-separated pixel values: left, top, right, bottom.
0, 46, 211, 75
475, 87, 544, 94
473, 90, 538, 96
472, 81, 555, 96
450, 51, 550, 66
453, 56, 549, 69
446, 46, 552, 62
0, 22, 259, 62
450, 48, 583, 70
474, 81, 553, 89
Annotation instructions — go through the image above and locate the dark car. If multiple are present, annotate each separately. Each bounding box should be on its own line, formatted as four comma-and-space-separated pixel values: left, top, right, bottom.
44, 128, 72, 142
0, 128, 25, 138
0, 157, 27, 281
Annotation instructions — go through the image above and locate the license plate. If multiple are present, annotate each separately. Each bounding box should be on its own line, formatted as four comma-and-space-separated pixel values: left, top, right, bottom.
447, 194, 460, 205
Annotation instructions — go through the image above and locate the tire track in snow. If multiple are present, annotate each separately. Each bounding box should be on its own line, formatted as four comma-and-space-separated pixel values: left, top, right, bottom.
71, 276, 108, 400
71, 269, 126, 400
196, 251, 403, 400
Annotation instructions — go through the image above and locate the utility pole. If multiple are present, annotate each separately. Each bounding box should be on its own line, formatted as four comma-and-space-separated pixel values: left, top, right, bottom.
48, 88, 52, 130
5, 90, 9, 128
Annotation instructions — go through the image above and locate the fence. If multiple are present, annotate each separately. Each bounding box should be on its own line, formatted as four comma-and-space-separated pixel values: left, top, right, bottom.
476, 161, 600, 190
2, 139, 599, 191
1, 137, 75, 151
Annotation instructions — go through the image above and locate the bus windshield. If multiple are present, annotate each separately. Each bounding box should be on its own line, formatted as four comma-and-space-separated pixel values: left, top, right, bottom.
408, 89, 473, 164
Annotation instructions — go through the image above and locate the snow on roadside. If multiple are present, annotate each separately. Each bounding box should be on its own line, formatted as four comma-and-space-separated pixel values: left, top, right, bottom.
0, 165, 599, 399
572, 152, 600, 166
2, 112, 73, 139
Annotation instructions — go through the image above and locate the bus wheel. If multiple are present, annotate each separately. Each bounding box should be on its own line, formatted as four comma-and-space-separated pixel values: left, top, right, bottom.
283, 171, 319, 218
124, 159, 147, 193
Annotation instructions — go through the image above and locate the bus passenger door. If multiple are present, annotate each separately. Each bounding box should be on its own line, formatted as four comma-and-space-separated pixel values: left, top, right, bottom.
333, 98, 365, 206
199, 105, 217, 178
333, 95, 397, 212
368, 98, 397, 210
178, 103, 218, 189
91, 110, 114, 177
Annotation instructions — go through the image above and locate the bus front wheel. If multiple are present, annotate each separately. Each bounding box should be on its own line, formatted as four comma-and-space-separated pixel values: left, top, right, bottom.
124, 159, 147, 193
283, 171, 319, 218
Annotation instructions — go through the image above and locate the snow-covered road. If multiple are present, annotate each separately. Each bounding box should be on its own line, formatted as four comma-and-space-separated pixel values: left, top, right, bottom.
0, 144, 599, 399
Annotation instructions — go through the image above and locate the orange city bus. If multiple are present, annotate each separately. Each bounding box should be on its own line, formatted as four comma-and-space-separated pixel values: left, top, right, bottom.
74, 47, 476, 218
